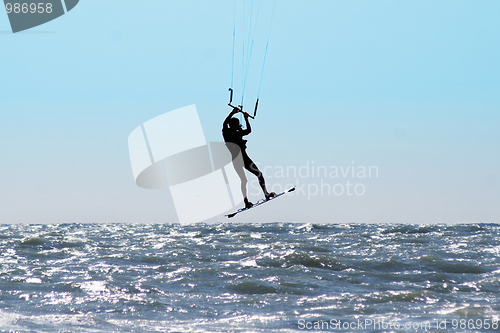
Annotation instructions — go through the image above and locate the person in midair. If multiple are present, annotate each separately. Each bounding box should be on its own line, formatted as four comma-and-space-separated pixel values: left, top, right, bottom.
222, 107, 275, 209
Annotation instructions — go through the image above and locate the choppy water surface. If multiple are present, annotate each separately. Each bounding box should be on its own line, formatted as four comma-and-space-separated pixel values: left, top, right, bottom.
0, 223, 499, 332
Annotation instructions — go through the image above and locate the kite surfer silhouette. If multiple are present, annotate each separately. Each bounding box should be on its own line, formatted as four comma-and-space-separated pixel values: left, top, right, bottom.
222, 107, 276, 209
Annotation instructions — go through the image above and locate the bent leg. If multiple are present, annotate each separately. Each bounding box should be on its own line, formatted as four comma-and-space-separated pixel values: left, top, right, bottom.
243, 153, 274, 199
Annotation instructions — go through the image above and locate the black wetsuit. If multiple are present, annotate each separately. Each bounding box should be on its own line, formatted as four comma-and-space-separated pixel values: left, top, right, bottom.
222, 123, 261, 178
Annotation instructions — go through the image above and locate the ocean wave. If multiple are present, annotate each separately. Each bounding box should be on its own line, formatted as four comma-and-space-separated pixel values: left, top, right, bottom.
0, 223, 498, 332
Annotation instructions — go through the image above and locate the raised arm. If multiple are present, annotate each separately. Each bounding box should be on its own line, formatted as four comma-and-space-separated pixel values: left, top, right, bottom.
223, 108, 239, 129
241, 112, 251, 135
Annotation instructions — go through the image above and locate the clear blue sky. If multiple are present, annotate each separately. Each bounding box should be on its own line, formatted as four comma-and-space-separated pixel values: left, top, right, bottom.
1, 0, 499, 223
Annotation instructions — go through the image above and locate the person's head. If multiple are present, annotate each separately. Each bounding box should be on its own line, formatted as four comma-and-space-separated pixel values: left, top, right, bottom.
229, 117, 241, 130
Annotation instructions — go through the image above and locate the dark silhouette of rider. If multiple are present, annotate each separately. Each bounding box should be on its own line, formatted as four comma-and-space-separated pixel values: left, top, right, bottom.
223, 107, 275, 209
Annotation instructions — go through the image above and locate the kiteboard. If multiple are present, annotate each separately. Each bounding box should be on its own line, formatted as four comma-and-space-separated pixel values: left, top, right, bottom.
225, 186, 295, 218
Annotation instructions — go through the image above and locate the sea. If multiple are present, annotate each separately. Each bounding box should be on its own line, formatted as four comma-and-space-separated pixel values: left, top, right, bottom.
0, 223, 499, 332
